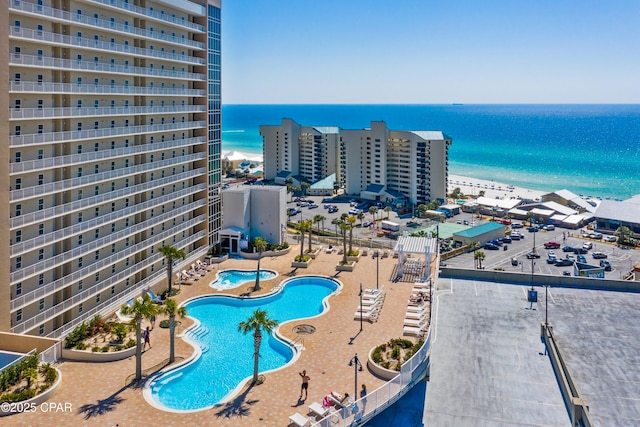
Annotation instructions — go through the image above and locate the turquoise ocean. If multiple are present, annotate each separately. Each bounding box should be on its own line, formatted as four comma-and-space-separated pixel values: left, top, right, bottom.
222, 104, 640, 200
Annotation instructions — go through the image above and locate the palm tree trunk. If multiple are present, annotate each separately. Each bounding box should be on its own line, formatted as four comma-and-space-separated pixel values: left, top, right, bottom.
254, 254, 261, 291
342, 230, 348, 264
166, 259, 173, 296
300, 230, 305, 258
135, 318, 142, 380
253, 329, 261, 384
169, 315, 176, 363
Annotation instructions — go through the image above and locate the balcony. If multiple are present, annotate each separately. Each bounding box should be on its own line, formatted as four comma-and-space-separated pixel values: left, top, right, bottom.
10, 54, 205, 81
10, 225, 206, 333
10, 203, 206, 285
11, 184, 205, 257
9, 27, 205, 65
11, 137, 205, 174
10, 120, 206, 147
9, 105, 205, 120
10, 168, 204, 229
10, 152, 205, 202
9, 80, 205, 96
10, 0, 205, 49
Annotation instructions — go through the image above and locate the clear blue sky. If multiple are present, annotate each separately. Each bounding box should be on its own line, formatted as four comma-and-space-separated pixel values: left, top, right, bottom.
221, 0, 640, 104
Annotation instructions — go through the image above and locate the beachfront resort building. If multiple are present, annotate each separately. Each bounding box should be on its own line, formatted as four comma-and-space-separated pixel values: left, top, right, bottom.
261, 119, 452, 205
1, 0, 222, 337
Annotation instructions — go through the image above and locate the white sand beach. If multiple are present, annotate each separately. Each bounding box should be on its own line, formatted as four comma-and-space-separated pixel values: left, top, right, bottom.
448, 174, 546, 202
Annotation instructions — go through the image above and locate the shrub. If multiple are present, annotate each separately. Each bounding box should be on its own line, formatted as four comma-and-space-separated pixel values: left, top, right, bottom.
371, 347, 383, 364
390, 345, 400, 360
347, 250, 360, 257
100, 346, 110, 353
125, 339, 136, 349
115, 345, 125, 351
91, 347, 100, 353
0, 388, 36, 403
74, 342, 86, 350
159, 319, 170, 329
294, 255, 311, 262
111, 323, 128, 342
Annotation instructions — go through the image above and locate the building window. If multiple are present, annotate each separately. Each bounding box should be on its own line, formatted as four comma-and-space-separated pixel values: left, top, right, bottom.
38, 199, 44, 210
78, 280, 83, 290
78, 257, 83, 268
15, 204, 21, 216
16, 256, 22, 269
39, 299, 45, 310
96, 294, 100, 303
16, 309, 22, 322
39, 224, 44, 235
15, 230, 21, 243
111, 285, 115, 294
78, 303, 83, 313
15, 178, 21, 190
16, 283, 22, 296
38, 249, 44, 260
38, 149, 43, 159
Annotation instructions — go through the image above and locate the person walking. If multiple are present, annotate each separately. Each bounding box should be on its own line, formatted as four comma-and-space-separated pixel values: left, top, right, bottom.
299, 370, 310, 400
143, 326, 151, 350
150, 315, 156, 330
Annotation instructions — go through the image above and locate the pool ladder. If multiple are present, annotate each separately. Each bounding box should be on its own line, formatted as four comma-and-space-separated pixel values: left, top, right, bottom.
188, 326, 210, 340
292, 335, 305, 351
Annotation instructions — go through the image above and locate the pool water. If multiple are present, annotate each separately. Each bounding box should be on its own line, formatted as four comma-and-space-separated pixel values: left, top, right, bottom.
149, 276, 339, 411
209, 269, 277, 290
0, 350, 24, 371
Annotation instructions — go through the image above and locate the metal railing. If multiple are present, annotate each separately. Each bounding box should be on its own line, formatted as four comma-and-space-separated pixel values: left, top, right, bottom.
10, 153, 204, 202
9, 26, 205, 65
10, 0, 205, 48
9, 104, 204, 120
11, 184, 205, 257
10, 80, 205, 96
9, 54, 205, 81
10, 168, 204, 229
10, 120, 205, 147
10, 137, 205, 174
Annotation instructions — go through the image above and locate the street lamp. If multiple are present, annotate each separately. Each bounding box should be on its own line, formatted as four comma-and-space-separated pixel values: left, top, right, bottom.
545, 284, 549, 325
359, 283, 363, 333
348, 353, 363, 400
376, 250, 380, 289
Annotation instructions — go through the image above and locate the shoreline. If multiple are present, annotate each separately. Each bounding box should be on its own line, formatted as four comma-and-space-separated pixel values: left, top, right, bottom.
447, 174, 546, 202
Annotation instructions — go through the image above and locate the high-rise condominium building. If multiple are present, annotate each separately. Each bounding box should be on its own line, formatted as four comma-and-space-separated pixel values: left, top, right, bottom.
1, 0, 221, 337
261, 119, 451, 205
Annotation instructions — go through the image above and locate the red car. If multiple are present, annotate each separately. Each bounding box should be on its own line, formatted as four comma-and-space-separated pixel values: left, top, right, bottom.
544, 241, 561, 249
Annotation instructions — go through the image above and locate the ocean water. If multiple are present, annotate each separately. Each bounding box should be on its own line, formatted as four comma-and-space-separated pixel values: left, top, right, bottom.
222, 104, 640, 200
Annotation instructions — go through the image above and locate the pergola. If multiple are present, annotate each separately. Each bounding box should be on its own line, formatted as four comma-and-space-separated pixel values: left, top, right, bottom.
393, 235, 438, 281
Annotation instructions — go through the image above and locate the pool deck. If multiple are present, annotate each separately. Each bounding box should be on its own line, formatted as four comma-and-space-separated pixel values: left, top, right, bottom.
7, 245, 425, 426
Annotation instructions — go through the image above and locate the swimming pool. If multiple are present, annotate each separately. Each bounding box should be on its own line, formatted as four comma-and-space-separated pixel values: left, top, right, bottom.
209, 268, 277, 290
147, 275, 340, 411
0, 350, 25, 371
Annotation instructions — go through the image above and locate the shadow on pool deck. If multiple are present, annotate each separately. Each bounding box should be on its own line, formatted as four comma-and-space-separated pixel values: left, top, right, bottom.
213, 382, 260, 420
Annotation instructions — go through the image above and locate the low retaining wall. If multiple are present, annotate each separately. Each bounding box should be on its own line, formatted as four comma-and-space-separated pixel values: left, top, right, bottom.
0, 367, 62, 417
367, 348, 398, 381
440, 267, 640, 293
237, 248, 291, 260
61, 345, 136, 362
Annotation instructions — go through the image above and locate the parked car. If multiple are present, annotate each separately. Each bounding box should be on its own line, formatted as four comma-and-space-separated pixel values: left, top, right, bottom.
502, 236, 512, 243
604, 235, 617, 242
363, 221, 373, 228
526, 252, 541, 259
488, 239, 503, 246
328, 207, 338, 213
592, 252, 608, 259
600, 260, 612, 271
582, 242, 593, 250
510, 233, 522, 240
562, 245, 577, 252
527, 226, 539, 232
546, 256, 557, 264
589, 232, 603, 239
577, 255, 587, 263
563, 270, 572, 276
573, 247, 588, 254
565, 254, 576, 262
511, 258, 519, 266
548, 250, 556, 257
544, 241, 561, 249
348, 208, 362, 215
542, 224, 555, 230
484, 243, 500, 250
555, 259, 573, 267
463, 220, 469, 225
511, 223, 524, 229
308, 204, 319, 209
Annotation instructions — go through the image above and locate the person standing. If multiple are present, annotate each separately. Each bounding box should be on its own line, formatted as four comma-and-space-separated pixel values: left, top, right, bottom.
360, 383, 367, 408
143, 326, 151, 350
299, 370, 310, 400
150, 315, 156, 330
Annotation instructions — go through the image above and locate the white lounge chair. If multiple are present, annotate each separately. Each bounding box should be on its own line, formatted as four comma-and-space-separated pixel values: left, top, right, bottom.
354, 311, 379, 322
404, 318, 426, 327
289, 412, 310, 427
308, 401, 331, 418
196, 260, 214, 271
403, 325, 426, 337
406, 302, 429, 312
362, 294, 384, 304
405, 309, 428, 320
182, 270, 199, 281
364, 286, 384, 296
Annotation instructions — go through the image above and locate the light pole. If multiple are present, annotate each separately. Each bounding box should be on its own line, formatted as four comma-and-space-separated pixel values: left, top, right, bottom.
359, 283, 363, 333
376, 250, 380, 289
348, 353, 363, 400
545, 284, 549, 325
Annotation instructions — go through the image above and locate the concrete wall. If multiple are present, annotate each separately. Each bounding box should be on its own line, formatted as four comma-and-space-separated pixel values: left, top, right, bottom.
440, 268, 640, 293
0, 332, 60, 354
0, 0, 9, 332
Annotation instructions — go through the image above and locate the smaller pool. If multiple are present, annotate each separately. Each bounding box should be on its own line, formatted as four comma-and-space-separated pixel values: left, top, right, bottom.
210, 269, 277, 290
0, 350, 25, 371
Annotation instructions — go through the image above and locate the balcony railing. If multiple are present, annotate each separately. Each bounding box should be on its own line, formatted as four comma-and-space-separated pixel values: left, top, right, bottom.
11, 184, 205, 257
10, 203, 206, 284
10, 168, 204, 229
83, 0, 205, 32
9, 104, 205, 120
10, 152, 205, 202
10, 120, 206, 147
9, 27, 205, 65
9, 81, 205, 97
10, 229, 207, 333
11, 137, 205, 174
10, 0, 205, 49
9, 54, 205, 81
41, 243, 209, 339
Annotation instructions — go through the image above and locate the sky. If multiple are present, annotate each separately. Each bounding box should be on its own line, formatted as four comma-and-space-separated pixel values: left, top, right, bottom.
221, 0, 640, 104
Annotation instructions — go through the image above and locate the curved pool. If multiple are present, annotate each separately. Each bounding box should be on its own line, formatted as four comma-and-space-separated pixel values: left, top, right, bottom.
147, 275, 340, 411
209, 268, 277, 290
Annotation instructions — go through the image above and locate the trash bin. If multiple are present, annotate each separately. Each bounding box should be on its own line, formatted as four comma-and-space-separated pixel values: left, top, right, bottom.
503, 245, 508, 251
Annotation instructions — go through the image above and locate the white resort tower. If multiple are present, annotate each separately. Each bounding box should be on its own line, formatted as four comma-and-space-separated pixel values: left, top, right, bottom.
1, 0, 222, 337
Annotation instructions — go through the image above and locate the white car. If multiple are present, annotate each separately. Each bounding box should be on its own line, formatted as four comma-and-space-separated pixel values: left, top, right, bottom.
348, 208, 362, 215
604, 235, 617, 242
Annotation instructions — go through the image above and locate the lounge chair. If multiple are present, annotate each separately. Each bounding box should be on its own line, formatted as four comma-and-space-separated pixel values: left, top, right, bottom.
405, 309, 428, 320
147, 290, 164, 304
182, 270, 199, 281
308, 401, 332, 418
364, 287, 384, 296
196, 260, 214, 271
403, 317, 426, 327
354, 311, 379, 322
357, 301, 381, 312
362, 294, 384, 304
403, 325, 426, 337
325, 246, 334, 254
115, 298, 135, 322
288, 412, 310, 427
191, 264, 207, 276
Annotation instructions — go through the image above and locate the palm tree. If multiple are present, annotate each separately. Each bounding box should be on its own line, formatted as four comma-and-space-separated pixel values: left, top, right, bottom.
346, 216, 356, 254
158, 245, 187, 297
160, 298, 187, 363
331, 217, 341, 236
417, 204, 427, 218
300, 181, 310, 196
384, 205, 392, 219
369, 206, 378, 222
313, 214, 326, 235
285, 177, 294, 202
474, 250, 486, 270
469, 241, 480, 268
340, 222, 349, 264
357, 211, 365, 226
238, 309, 279, 385
253, 237, 268, 291
295, 220, 312, 259
121, 294, 160, 380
